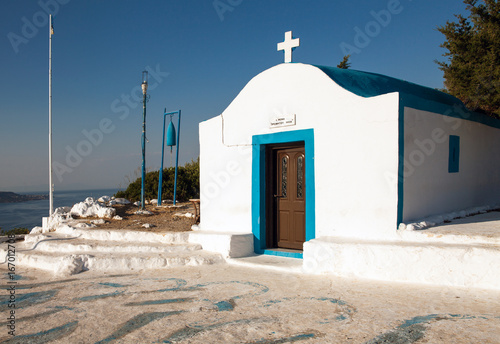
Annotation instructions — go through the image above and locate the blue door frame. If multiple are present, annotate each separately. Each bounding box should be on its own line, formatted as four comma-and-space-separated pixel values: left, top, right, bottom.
252, 129, 315, 259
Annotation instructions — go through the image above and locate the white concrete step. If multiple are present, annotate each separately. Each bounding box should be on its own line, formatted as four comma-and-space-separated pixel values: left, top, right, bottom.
20, 234, 202, 254
228, 254, 304, 273
0, 246, 224, 275
0, 229, 224, 275
43, 227, 191, 244
304, 237, 500, 290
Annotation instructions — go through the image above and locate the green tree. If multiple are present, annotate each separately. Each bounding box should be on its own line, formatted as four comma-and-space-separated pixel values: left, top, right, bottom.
115, 158, 200, 202
337, 55, 351, 69
436, 0, 500, 117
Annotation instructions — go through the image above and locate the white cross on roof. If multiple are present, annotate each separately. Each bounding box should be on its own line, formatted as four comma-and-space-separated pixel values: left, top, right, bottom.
277, 31, 300, 63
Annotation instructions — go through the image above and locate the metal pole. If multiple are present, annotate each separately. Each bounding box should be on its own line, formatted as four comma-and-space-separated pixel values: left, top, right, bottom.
48, 14, 53, 216
173, 110, 181, 206
157, 109, 167, 205
141, 91, 147, 210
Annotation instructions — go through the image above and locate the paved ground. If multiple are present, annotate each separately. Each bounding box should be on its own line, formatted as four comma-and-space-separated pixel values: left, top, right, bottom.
422, 210, 500, 242
0, 263, 499, 344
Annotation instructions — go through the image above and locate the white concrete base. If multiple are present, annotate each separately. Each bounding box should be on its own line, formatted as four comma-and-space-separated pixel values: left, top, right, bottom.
188, 231, 254, 258
303, 237, 500, 290
42, 217, 49, 231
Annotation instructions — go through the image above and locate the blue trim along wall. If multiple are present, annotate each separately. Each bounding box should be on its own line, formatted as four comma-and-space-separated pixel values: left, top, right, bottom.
397, 97, 405, 229
252, 129, 315, 259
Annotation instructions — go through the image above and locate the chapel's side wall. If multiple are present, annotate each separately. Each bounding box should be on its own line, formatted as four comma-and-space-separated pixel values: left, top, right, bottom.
402, 107, 500, 222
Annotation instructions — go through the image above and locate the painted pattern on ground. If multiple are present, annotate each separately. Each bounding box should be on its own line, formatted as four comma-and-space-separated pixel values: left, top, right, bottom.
0, 267, 499, 343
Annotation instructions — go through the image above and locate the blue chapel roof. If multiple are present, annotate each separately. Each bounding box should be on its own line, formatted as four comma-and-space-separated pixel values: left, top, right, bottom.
314, 65, 463, 107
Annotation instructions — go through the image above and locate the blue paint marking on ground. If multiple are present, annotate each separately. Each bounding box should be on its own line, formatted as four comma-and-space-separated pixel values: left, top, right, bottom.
124, 297, 194, 307
214, 300, 234, 311
53, 305, 75, 310
262, 296, 355, 324
0, 289, 57, 311
0, 321, 78, 344
161, 317, 271, 343
0, 308, 64, 326
76, 291, 124, 302
181, 281, 269, 300
98, 282, 127, 288
365, 313, 500, 344
156, 278, 188, 292
399, 314, 440, 328
263, 299, 283, 306
3, 273, 27, 281
95, 311, 183, 344
249, 333, 317, 344
0, 279, 78, 290
314, 296, 348, 306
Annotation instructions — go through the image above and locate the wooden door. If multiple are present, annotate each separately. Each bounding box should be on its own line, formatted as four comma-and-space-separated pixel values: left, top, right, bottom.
275, 146, 305, 250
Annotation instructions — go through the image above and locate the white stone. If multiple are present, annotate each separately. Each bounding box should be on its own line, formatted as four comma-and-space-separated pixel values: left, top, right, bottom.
70, 197, 116, 219
98, 195, 111, 203
55, 255, 87, 275
173, 212, 194, 218
30, 226, 45, 235
134, 210, 153, 215
113, 215, 123, 221
75, 223, 96, 229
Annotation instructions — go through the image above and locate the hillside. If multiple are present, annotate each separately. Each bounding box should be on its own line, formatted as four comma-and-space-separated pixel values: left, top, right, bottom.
0, 192, 48, 203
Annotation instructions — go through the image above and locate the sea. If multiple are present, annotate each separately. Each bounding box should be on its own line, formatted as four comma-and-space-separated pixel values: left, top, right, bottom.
0, 188, 119, 233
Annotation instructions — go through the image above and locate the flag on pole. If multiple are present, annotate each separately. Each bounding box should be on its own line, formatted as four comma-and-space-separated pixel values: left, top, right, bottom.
51, 17, 54, 35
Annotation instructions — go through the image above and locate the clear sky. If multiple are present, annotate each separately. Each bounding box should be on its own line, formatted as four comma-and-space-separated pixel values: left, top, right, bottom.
0, 0, 469, 192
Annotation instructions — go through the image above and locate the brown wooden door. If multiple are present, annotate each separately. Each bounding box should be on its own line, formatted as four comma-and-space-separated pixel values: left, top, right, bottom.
275, 146, 305, 250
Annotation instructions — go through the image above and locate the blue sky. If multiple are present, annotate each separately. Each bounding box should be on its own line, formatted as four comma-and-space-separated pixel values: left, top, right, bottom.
0, 0, 469, 192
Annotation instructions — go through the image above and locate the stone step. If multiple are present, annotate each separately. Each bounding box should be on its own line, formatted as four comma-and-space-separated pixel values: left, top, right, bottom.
20, 233, 202, 254
50, 227, 191, 244
228, 254, 304, 273
0, 246, 224, 275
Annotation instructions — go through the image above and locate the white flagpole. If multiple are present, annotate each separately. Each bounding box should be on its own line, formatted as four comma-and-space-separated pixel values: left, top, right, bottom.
49, 14, 53, 215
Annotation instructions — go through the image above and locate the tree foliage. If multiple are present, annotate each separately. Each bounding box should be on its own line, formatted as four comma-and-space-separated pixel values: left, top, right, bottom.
436, 0, 500, 117
115, 158, 200, 202
337, 55, 351, 69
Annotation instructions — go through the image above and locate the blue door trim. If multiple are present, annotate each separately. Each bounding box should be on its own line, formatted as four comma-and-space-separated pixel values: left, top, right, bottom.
252, 129, 315, 259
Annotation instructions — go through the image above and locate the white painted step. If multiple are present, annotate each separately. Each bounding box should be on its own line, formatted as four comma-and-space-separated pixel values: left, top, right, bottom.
0, 246, 224, 275
304, 237, 500, 290
47, 227, 191, 244
228, 254, 303, 273
20, 236, 202, 254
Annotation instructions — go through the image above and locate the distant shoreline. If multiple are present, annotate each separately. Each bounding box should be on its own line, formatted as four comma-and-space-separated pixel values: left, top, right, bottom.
0, 192, 48, 204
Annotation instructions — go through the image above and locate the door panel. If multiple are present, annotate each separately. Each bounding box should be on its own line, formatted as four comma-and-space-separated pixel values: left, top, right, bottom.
276, 146, 305, 250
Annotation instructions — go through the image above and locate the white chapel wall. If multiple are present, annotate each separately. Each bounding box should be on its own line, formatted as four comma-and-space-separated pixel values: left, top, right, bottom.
199, 63, 401, 239
402, 107, 500, 222
199, 115, 253, 234
313, 92, 400, 240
